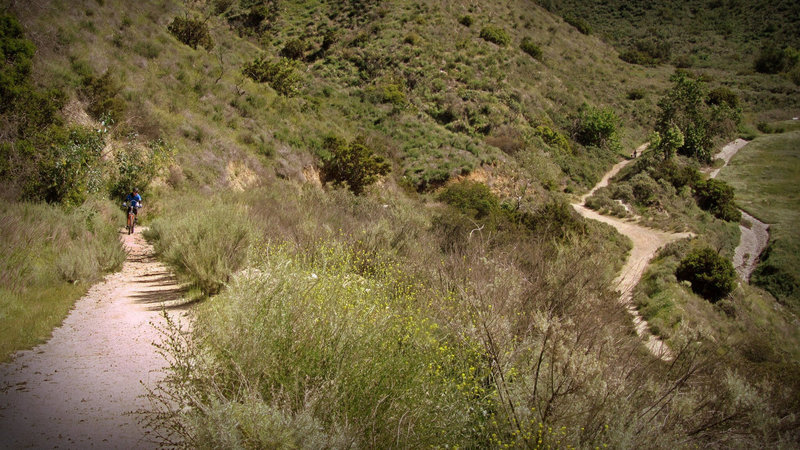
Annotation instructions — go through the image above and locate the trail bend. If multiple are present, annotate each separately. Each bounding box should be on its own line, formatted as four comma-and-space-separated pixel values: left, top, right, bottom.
572, 144, 691, 360
0, 228, 187, 449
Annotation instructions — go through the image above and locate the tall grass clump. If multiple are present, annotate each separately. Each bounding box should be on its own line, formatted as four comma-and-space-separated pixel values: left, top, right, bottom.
148, 243, 487, 447
146, 198, 254, 295
0, 197, 125, 360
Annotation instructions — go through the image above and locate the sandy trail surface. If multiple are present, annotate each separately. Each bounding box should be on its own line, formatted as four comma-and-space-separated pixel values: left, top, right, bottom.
573, 145, 691, 360
705, 139, 770, 282
0, 228, 185, 449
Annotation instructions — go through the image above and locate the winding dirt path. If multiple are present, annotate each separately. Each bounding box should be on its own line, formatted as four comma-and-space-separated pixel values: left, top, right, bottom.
0, 228, 185, 449
706, 139, 770, 282
573, 145, 691, 360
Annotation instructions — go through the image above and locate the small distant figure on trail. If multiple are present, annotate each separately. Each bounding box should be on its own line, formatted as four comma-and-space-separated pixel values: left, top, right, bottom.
123, 188, 143, 234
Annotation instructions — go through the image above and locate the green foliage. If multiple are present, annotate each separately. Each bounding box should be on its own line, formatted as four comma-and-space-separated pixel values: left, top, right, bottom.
438, 180, 499, 219
242, 55, 302, 96
0, 197, 124, 360
574, 104, 620, 150
321, 136, 390, 195
656, 72, 741, 163
651, 125, 685, 160
627, 89, 645, 100
751, 242, 798, 303
707, 87, 740, 108
280, 38, 307, 60
479, 26, 511, 46
676, 247, 736, 302
146, 199, 253, 295
167, 16, 214, 50
0, 14, 35, 110
619, 39, 671, 66
563, 15, 591, 35
754, 44, 791, 74
322, 136, 391, 194
520, 37, 542, 60
80, 70, 126, 121
110, 139, 174, 199
694, 178, 741, 222
151, 244, 487, 447
532, 125, 571, 153
458, 15, 474, 27
25, 127, 106, 205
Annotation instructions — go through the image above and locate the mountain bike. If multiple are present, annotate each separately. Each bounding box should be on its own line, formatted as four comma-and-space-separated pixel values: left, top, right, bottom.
124, 202, 139, 235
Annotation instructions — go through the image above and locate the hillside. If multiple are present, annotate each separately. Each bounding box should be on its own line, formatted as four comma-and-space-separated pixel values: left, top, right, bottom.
2, 0, 800, 447
538, 0, 800, 121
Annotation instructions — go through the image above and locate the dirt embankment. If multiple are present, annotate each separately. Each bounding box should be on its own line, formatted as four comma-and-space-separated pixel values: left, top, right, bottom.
0, 229, 186, 449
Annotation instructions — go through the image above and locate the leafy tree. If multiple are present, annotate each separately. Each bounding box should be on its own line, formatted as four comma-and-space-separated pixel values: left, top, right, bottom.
655, 72, 740, 163
321, 136, 390, 195
25, 127, 106, 205
168, 16, 214, 50
650, 125, 684, 160
574, 104, 620, 150
676, 247, 737, 302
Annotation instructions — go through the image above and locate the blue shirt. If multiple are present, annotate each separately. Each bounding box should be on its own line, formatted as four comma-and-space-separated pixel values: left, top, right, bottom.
125, 193, 142, 208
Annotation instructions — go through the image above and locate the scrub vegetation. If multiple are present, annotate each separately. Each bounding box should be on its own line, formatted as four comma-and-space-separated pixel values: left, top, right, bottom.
3, 0, 800, 447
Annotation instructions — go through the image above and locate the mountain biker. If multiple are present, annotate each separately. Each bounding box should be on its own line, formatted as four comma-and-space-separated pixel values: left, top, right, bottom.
124, 188, 142, 227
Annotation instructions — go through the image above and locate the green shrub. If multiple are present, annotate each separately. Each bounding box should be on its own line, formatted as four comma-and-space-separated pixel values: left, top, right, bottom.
1, 198, 124, 360
520, 37, 542, 60
564, 15, 591, 35
574, 104, 620, 150
280, 38, 307, 60
0, 14, 35, 110
676, 247, 736, 302
707, 87, 739, 108
438, 180, 499, 219
533, 125, 571, 153
627, 89, 645, 100
242, 56, 302, 96
693, 178, 741, 222
147, 200, 253, 295
630, 172, 660, 206
754, 44, 787, 74
619, 39, 671, 66
321, 136, 390, 195
167, 16, 214, 50
25, 127, 106, 205
80, 70, 126, 121
458, 15, 473, 27
479, 26, 511, 46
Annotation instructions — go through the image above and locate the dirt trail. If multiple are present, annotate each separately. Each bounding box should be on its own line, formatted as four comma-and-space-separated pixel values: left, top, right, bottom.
0, 228, 186, 449
572, 145, 691, 360
705, 139, 770, 282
